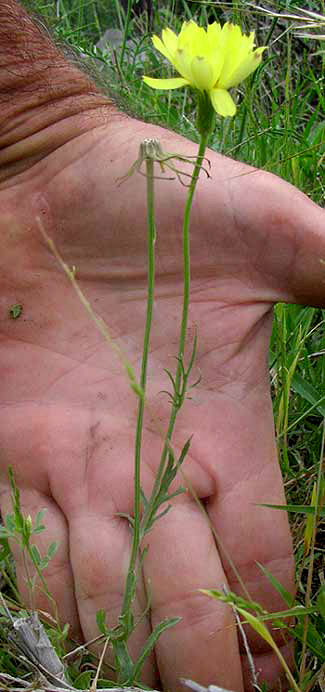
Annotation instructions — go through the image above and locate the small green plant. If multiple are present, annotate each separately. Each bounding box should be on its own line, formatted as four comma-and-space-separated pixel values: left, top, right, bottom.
0, 468, 58, 614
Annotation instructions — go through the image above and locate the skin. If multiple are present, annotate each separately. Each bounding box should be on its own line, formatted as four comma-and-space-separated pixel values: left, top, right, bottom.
0, 4, 325, 691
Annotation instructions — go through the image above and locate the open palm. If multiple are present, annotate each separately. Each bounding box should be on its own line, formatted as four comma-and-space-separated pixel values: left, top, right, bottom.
0, 114, 324, 691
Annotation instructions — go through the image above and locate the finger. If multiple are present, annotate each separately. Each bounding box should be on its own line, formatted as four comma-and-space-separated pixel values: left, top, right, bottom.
240, 641, 294, 692
43, 417, 158, 685
68, 510, 157, 686
143, 496, 244, 692
205, 382, 294, 690
174, 298, 295, 689
0, 486, 81, 637
283, 187, 325, 305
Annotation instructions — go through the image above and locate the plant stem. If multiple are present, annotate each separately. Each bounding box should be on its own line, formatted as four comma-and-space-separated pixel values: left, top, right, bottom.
119, 0, 133, 68
118, 130, 209, 679
119, 157, 156, 661
142, 131, 209, 530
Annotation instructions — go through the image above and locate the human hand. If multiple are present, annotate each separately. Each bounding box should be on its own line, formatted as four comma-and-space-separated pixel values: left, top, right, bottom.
0, 9, 325, 690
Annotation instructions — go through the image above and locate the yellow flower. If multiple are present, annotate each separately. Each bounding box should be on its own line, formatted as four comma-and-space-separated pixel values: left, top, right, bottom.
143, 20, 265, 117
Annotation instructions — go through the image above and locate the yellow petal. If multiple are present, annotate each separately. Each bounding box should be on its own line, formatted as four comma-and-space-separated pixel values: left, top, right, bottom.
218, 23, 251, 83
173, 48, 192, 81
210, 55, 224, 87
210, 88, 236, 116
161, 27, 178, 56
152, 34, 173, 63
206, 22, 222, 57
178, 20, 200, 50
207, 22, 222, 42
219, 46, 265, 88
143, 76, 189, 90
190, 25, 209, 55
190, 56, 214, 90
147, 19, 264, 104
220, 21, 243, 49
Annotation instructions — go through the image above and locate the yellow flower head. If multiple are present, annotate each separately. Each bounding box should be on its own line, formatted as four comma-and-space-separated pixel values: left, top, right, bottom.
143, 20, 265, 117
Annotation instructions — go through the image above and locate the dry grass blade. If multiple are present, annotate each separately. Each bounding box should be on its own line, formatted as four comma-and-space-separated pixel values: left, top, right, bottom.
181, 678, 235, 692
244, 2, 325, 41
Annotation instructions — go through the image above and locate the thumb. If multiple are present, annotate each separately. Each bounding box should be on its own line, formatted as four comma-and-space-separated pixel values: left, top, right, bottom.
232, 169, 325, 306
284, 187, 325, 306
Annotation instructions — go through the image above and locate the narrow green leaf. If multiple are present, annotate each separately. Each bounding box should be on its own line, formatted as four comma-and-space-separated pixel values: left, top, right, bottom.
159, 389, 176, 404
257, 503, 325, 516
47, 542, 58, 560
200, 588, 264, 615
175, 354, 186, 380
163, 368, 177, 392
39, 557, 49, 571
116, 512, 134, 528
140, 488, 148, 509
140, 545, 148, 565
31, 544, 41, 566
316, 584, 325, 620
96, 608, 107, 635
61, 622, 70, 640
147, 503, 172, 526
186, 328, 198, 375
0, 538, 11, 561
189, 373, 202, 389
131, 617, 181, 681
177, 435, 192, 465
162, 486, 186, 502
294, 619, 325, 658
74, 671, 93, 689
235, 606, 275, 648
258, 606, 316, 621
291, 373, 325, 416
304, 482, 317, 553
4, 515, 16, 533
256, 562, 294, 607
0, 526, 11, 538
35, 509, 47, 527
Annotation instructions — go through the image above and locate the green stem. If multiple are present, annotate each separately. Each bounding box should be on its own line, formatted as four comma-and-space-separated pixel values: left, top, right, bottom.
175, 132, 209, 396
119, 0, 133, 68
142, 131, 209, 530
118, 157, 156, 666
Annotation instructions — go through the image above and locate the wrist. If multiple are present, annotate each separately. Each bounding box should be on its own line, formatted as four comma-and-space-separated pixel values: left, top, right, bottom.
0, 1, 116, 179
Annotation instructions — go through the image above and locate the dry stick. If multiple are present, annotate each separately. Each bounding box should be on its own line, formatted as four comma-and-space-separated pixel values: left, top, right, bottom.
36, 216, 143, 400
222, 586, 258, 690
181, 677, 235, 692
91, 637, 111, 692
